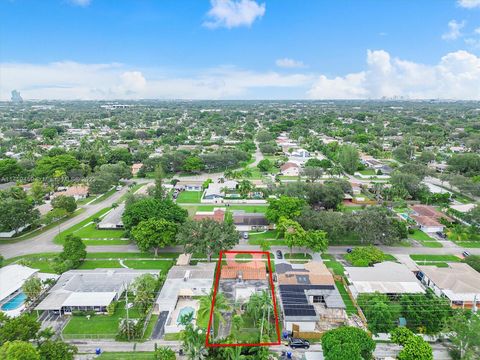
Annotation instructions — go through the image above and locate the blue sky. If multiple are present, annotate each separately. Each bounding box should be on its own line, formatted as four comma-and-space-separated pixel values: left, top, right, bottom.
1, 0, 479, 100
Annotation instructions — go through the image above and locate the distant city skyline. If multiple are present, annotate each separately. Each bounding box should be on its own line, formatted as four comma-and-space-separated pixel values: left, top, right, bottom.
1, 0, 480, 100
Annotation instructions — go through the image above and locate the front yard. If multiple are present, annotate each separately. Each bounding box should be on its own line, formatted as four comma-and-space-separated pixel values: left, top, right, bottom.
62, 300, 157, 340
176, 191, 203, 204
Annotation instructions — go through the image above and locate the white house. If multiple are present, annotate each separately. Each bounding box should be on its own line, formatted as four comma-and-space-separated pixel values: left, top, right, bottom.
345, 262, 425, 298
417, 263, 480, 309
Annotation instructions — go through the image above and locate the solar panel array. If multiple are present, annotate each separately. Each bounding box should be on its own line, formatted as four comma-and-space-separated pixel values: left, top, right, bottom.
279, 284, 335, 317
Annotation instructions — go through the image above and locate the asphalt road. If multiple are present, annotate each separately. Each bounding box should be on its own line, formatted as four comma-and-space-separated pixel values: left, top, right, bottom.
72, 340, 452, 359
0, 183, 143, 259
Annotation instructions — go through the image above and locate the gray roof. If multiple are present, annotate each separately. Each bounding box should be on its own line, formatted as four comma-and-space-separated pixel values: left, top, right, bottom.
232, 211, 268, 226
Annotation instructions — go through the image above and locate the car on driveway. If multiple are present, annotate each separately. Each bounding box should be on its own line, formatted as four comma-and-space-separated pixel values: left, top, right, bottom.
463, 251, 471, 257
276, 250, 283, 259
346, 248, 353, 253
288, 338, 310, 349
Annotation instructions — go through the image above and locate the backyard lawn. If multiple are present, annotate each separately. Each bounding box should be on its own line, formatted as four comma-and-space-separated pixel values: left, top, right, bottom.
176, 191, 203, 204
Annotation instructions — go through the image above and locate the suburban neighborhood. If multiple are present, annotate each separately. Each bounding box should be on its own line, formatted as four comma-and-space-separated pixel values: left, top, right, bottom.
2, 1, 480, 360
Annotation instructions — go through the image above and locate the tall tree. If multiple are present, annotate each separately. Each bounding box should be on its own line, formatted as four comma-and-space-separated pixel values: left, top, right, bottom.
390, 327, 433, 360
131, 218, 177, 256
22, 276, 42, 302
447, 312, 480, 360
321, 326, 375, 360
337, 145, 359, 174
176, 219, 238, 262
266, 196, 306, 223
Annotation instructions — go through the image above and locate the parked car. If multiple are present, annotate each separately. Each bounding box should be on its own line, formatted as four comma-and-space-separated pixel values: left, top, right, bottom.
242, 232, 249, 239
276, 250, 283, 259
436, 231, 446, 239
346, 248, 353, 253
288, 338, 310, 349
463, 251, 471, 257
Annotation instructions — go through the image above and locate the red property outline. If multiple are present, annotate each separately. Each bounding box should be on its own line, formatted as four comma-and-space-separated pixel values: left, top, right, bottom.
205, 250, 281, 348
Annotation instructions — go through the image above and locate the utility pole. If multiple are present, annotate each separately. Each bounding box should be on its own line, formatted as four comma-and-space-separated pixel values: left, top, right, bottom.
473, 294, 477, 314
125, 283, 130, 341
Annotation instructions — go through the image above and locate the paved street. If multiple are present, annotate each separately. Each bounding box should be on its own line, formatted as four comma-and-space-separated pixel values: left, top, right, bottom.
0, 180, 152, 259
72, 339, 452, 359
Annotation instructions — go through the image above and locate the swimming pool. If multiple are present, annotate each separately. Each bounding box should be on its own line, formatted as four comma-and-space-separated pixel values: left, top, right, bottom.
177, 306, 195, 324
1, 292, 27, 311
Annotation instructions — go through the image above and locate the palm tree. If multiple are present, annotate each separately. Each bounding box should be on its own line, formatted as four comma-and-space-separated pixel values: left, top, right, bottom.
238, 180, 253, 198
222, 345, 246, 360
447, 224, 469, 242
197, 291, 230, 338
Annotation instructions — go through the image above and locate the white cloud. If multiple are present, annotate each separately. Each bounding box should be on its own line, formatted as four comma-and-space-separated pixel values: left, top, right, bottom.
275, 58, 306, 68
3, 50, 480, 101
442, 20, 465, 40
0, 62, 311, 100
308, 49, 480, 100
69, 0, 91, 7
204, 0, 265, 29
475, 27, 480, 34
458, 0, 480, 8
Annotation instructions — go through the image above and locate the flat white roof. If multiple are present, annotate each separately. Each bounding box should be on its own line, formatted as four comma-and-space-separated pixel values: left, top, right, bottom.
0, 265, 38, 302
62, 292, 116, 307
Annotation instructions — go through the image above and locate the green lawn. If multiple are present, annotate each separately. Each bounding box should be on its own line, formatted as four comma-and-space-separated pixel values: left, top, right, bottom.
453, 241, 480, 248
248, 230, 279, 241
123, 260, 175, 272
176, 191, 203, 204
78, 260, 122, 269
328, 233, 363, 246
409, 230, 432, 241
358, 169, 376, 175
82, 239, 130, 246
410, 254, 461, 262
180, 204, 268, 217
74, 222, 126, 239
322, 254, 345, 276
408, 230, 442, 248
235, 253, 253, 261
5, 253, 58, 273
284, 253, 312, 263
335, 280, 357, 315
86, 252, 178, 259
91, 188, 117, 204
63, 301, 142, 339
54, 207, 114, 244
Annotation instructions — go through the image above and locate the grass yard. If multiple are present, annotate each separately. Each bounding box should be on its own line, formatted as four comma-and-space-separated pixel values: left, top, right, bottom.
248, 230, 279, 241
408, 229, 442, 248
284, 253, 312, 263
181, 204, 268, 217
409, 230, 432, 241
176, 191, 203, 204
335, 280, 357, 315
82, 239, 130, 246
453, 241, 480, 248
235, 253, 253, 261
91, 188, 117, 204
410, 254, 461, 262
4, 253, 58, 273
123, 260, 175, 272
322, 254, 345, 276
358, 169, 376, 175
63, 301, 142, 339
86, 252, 178, 259
78, 260, 122, 269
74, 222, 126, 239
54, 207, 114, 244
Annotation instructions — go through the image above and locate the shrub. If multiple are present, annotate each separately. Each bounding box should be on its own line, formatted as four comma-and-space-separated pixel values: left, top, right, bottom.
345, 245, 386, 267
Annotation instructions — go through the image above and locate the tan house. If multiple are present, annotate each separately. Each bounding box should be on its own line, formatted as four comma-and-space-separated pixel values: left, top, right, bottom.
131, 163, 143, 176
53, 185, 89, 200
280, 162, 300, 176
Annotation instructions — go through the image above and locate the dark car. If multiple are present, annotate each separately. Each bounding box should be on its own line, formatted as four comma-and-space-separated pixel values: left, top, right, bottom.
276, 250, 283, 259
436, 231, 446, 239
288, 338, 310, 349
463, 251, 471, 257
346, 248, 353, 253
